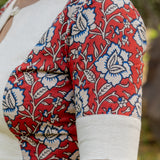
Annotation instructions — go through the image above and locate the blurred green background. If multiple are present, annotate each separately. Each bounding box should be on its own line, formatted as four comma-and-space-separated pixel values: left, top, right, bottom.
0, 0, 7, 8
0, 0, 160, 159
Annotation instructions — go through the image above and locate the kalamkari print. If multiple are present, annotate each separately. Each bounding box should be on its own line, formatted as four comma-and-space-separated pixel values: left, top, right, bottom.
2, 0, 147, 159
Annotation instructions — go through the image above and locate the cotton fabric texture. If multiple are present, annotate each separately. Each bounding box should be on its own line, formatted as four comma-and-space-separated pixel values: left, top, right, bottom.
1, 0, 147, 159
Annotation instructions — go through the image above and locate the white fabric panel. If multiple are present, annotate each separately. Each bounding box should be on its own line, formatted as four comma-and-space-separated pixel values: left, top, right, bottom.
76, 114, 141, 160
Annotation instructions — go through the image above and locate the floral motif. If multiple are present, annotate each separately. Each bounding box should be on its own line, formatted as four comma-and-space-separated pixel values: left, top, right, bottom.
129, 87, 142, 118
122, 35, 129, 45
67, 2, 83, 21
37, 71, 67, 89
95, 43, 132, 86
70, 7, 96, 44
33, 26, 56, 54
35, 122, 68, 151
52, 97, 62, 107
131, 17, 147, 51
2, 81, 25, 120
111, 0, 130, 8
74, 86, 89, 117
70, 46, 82, 59
118, 97, 127, 108
123, 18, 130, 28
1, 0, 147, 158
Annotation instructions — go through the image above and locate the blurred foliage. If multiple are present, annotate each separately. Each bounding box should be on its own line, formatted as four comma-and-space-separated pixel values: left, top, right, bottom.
147, 29, 159, 40
132, 0, 160, 28
0, 0, 7, 8
138, 102, 160, 160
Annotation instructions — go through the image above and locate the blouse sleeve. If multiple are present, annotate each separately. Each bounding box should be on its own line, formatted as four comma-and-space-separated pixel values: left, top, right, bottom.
2, 0, 147, 159
66, 0, 147, 159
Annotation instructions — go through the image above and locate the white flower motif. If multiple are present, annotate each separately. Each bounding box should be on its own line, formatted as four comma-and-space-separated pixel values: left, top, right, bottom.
37, 71, 67, 89
74, 86, 89, 117
131, 17, 147, 51
67, 3, 83, 21
129, 87, 142, 118
111, 0, 130, 8
3, 81, 25, 120
24, 54, 33, 64
122, 35, 129, 45
71, 7, 96, 43
95, 43, 132, 86
70, 46, 82, 59
123, 18, 130, 28
52, 97, 62, 107
33, 26, 56, 55
118, 97, 127, 108
35, 122, 68, 151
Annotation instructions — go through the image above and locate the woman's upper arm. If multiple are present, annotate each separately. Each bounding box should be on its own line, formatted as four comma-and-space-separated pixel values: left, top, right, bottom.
66, 0, 147, 159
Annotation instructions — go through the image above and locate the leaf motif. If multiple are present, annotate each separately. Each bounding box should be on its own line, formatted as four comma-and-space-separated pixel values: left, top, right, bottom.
96, 0, 104, 2
90, 34, 97, 39
84, 70, 96, 83
105, 4, 118, 15
128, 61, 133, 66
100, 44, 104, 51
41, 101, 49, 105
76, 63, 82, 71
15, 123, 19, 131
93, 42, 99, 58
21, 117, 27, 120
39, 148, 52, 160
24, 72, 34, 85
77, 13, 87, 31
68, 136, 73, 141
98, 83, 112, 96
109, 65, 126, 74
119, 82, 129, 88
21, 136, 36, 147
5, 90, 15, 109
34, 87, 48, 99
59, 91, 67, 95
129, 76, 133, 83
113, 18, 121, 23
24, 123, 32, 134
83, 45, 88, 57
107, 52, 117, 69
59, 12, 64, 24
106, 99, 113, 103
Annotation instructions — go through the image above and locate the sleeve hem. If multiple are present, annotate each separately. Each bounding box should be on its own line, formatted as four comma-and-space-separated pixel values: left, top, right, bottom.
76, 114, 141, 160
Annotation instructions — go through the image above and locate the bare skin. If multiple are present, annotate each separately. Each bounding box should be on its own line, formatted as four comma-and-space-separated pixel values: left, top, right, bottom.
0, 0, 39, 43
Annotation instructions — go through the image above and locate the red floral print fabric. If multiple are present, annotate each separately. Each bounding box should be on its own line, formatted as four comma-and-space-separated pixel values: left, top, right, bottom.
2, 0, 147, 159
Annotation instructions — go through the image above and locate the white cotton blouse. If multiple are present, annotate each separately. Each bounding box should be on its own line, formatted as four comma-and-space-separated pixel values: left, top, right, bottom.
0, 0, 66, 159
